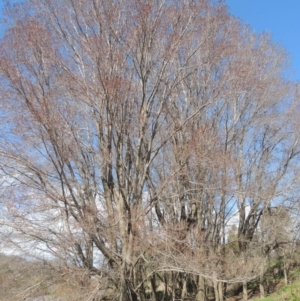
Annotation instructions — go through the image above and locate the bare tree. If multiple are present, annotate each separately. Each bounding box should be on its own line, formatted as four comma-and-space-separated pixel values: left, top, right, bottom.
0, 1, 300, 300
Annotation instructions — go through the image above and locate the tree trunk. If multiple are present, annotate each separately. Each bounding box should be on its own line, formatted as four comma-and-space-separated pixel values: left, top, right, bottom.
242, 281, 248, 301
213, 273, 220, 301
196, 276, 206, 301
120, 265, 131, 301
164, 273, 169, 301
218, 282, 223, 301
150, 274, 158, 301
259, 264, 265, 299
172, 272, 176, 301
181, 274, 187, 301
119, 262, 138, 301
284, 267, 288, 285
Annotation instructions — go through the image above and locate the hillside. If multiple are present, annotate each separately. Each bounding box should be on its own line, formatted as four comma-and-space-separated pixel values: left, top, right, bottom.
0, 254, 105, 301
2, 253, 300, 301
253, 278, 300, 301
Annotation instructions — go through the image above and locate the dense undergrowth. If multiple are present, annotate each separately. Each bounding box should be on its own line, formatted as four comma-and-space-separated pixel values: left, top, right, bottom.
2, 253, 300, 301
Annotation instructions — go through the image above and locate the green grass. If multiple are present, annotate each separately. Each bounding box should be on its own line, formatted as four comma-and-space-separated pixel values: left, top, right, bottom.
253, 280, 300, 301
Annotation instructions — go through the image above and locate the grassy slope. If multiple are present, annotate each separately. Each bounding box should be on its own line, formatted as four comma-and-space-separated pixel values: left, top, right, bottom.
253, 272, 300, 301
3, 253, 300, 301
0, 254, 112, 301
0, 254, 87, 301
253, 283, 300, 301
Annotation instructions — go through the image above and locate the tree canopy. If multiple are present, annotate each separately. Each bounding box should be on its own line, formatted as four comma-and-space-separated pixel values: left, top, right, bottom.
0, 1, 300, 300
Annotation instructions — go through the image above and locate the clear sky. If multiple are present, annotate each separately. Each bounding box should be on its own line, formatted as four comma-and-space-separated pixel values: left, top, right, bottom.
226, 0, 300, 81
0, 1, 299, 80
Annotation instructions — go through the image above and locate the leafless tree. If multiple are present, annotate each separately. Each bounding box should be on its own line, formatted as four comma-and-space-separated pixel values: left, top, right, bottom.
0, 0, 300, 300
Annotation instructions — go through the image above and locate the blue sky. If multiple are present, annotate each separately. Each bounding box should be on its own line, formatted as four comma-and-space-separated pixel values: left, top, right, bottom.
0, 1, 299, 80
226, 0, 300, 80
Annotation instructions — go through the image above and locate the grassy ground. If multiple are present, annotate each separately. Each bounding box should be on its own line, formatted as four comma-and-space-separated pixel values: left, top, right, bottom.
253, 278, 300, 301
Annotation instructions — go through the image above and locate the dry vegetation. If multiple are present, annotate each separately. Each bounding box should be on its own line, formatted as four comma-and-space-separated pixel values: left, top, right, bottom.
0, 254, 114, 301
